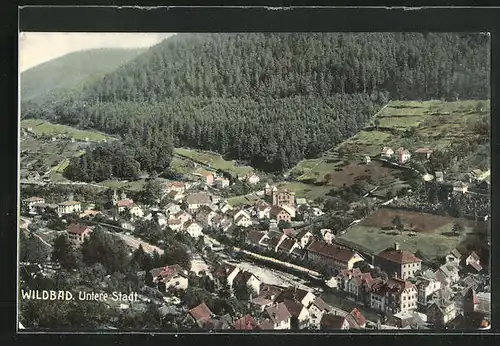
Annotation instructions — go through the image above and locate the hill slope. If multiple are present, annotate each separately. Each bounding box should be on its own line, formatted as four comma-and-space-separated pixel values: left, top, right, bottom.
21, 48, 148, 103
23, 33, 490, 175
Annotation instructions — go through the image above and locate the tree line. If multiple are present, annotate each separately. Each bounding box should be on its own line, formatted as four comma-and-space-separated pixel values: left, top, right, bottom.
22, 33, 490, 175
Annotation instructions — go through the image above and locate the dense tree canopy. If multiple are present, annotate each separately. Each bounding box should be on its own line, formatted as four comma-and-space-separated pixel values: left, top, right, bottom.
23, 33, 490, 173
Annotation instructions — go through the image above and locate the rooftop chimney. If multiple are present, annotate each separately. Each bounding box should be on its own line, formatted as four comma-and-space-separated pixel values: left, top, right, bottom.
394, 243, 400, 251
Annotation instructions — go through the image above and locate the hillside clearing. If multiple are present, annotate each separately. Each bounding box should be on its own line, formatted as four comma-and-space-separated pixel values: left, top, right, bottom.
21, 119, 112, 142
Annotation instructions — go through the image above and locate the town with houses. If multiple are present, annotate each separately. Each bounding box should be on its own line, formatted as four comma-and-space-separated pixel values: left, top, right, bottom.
19, 141, 491, 332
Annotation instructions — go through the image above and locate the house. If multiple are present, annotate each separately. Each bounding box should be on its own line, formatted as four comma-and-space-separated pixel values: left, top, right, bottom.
414, 148, 433, 159
173, 211, 192, 224
320, 229, 334, 244
269, 206, 292, 223
416, 276, 442, 307
381, 147, 394, 158
467, 169, 490, 183
274, 287, 316, 308
234, 213, 252, 228
150, 264, 189, 291
465, 251, 483, 272
281, 205, 296, 219
432, 172, 444, 184
22, 196, 45, 214
57, 201, 82, 215
272, 189, 295, 208
349, 308, 366, 328
282, 299, 311, 329
307, 240, 364, 271
396, 148, 411, 164
195, 206, 218, 227
426, 300, 458, 327
79, 209, 103, 219
370, 280, 389, 313
452, 182, 468, 193
233, 315, 261, 330
164, 203, 181, 216
185, 302, 214, 328
233, 270, 261, 297
168, 190, 185, 202
128, 204, 144, 218
246, 173, 260, 185
259, 283, 286, 301
445, 248, 462, 265
277, 237, 300, 255
251, 296, 274, 311
435, 263, 461, 286
27, 171, 41, 180
307, 297, 333, 328
386, 278, 418, 314
67, 224, 92, 245
214, 177, 230, 189
246, 230, 269, 246
167, 218, 183, 232
375, 243, 422, 280
184, 220, 203, 238
186, 192, 213, 212
219, 202, 233, 214
362, 155, 371, 164
117, 199, 134, 213
422, 173, 434, 182
295, 198, 307, 206
264, 302, 292, 330
194, 171, 214, 186
213, 264, 240, 288
202, 314, 233, 330
476, 292, 491, 317
256, 205, 272, 219
320, 314, 349, 330
346, 271, 375, 301
165, 181, 186, 194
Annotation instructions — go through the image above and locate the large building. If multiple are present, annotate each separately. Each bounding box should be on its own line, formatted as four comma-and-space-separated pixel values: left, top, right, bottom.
22, 196, 45, 214
306, 240, 364, 271
272, 189, 295, 208
67, 224, 92, 245
375, 243, 422, 280
57, 201, 82, 215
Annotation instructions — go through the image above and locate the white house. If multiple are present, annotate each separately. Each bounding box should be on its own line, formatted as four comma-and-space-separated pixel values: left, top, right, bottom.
234, 270, 262, 296
151, 265, 189, 291
22, 196, 45, 214
257, 205, 272, 220
234, 214, 253, 228
265, 303, 291, 330
307, 297, 332, 328
246, 173, 260, 185
129, 204, 144, 218
57, 201, 82, 215
214, 178, 230, 189
165, 203, 182, 216
320, 229, 334, 244
416, 278, 442, 307
184, 220, 203, 238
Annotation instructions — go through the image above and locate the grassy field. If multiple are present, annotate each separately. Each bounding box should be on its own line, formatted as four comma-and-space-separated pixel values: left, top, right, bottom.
21, 119, 112, 142
174, 148, 255, 177
227, 194, 262, 207
337, 208, 480, 259
276, 182, 335, 202
99, 179, 147, 192
287, 100, 489, 199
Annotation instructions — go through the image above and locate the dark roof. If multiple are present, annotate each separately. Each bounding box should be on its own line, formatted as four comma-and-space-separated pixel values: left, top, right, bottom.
214, 264, 237, 278
188, 302, 213, 323
267, 236, 282, 249
247, 230, 266, 245
270, 206, 288, 217
377, 248, 422, 264
278, 238, 297, 252
295, 228, 312, 240
233, 315, 260, 330
274, 287, 311, 304
307, 240, 358, 263
67, 224, 92, 235
310, 297, 330, 312
265, 302, 292, 323
320, 314, 346, 329
234, 270, 256, 286
282, 299, 304, 318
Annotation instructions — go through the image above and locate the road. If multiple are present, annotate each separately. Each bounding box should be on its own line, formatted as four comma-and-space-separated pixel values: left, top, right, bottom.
115, 232, 164, 255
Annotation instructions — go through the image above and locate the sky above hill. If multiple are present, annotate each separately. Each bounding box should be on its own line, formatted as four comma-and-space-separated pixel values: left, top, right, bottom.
19, 32, 174, 72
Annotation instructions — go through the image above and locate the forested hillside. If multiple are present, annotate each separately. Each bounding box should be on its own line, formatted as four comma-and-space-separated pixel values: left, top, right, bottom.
22, 33, 490, 177
21, 48, 147, 103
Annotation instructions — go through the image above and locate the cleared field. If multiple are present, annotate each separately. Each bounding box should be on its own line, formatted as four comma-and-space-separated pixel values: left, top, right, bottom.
323, 161, 404, 188
289, 99, 489, 187
338, 208, 480, 259
276, 181, 332, 202
170, 157, 197, 175
174, 148, 254, 177
227, 194, 262, 207
100, 179, 147, 192
21, 119, 112, 142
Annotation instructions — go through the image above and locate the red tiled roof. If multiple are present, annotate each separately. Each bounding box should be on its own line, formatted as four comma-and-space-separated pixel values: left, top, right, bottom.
67, 224, 92, 235
307, 240, 358, 263
310, 297, 330, 312
247, 230, 266, 245
349, 308, 366, 327
270, 206, 286, 217
233, 315, 260, 330
377, 248, 422, 264
189, 302, 213, 323
234, 271, 256, 286
117, 199, 134, 207
282, 299, 305, 318
158, 264, 187, 281
274, 287, 311, 304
